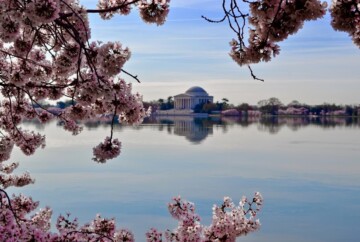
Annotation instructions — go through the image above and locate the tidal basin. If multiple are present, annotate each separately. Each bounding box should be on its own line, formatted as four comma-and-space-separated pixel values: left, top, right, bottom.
10, 116, 360, 242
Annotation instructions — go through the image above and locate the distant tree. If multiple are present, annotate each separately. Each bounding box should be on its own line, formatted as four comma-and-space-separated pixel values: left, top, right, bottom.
287, 100, 302, 108
237, 103, 250, 110
268, 97, 283, 107
158, 98, 166, 110
236, 103, 252, 115
157, 97, 174, 110
345, 105, 356, 116
166, 96, 174, 109
158, 98, 165, 105
194, 102, 205, 113
222, 98, 229, 103
202, 103, 219, 113
309, 103, 343, 115
355, 106, 360, 116
220, 98, 230, 110
258, 97, 283, 115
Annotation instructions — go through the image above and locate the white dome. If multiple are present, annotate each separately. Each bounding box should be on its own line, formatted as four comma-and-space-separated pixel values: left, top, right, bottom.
185, 86, 208, 96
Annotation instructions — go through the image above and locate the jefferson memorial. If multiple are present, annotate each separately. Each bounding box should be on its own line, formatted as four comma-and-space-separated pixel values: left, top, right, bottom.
156, 86, 213, 115
174, 86, 213, 110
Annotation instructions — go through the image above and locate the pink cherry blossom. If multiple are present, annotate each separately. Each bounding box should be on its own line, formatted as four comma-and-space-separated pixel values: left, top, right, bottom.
330, 0, 360, 47
93, 137, 121, 163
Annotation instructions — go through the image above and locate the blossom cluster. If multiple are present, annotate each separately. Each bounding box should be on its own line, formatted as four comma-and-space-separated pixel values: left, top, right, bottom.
0, 137, 34, 189
1, 184, 262, 242
97, 0, 170, 25
229, 0, 327, 66
97, 0, 134, 19
0, 0, 170, 163
156, 194, 263, 242
278, 107, 309, 115
138, 0, 171, 25
221, 109, 240, 116
330, 0, 360, 47
0, 190, 135, 241
222, 0, 360, 67
93, 137, 121, 163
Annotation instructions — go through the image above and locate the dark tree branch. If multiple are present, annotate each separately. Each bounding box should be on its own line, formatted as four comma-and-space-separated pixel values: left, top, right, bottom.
86, 0, 140, 13
0, 188, 21, 227
121, 69, 141, 83
248, 65, 264, 82
201, 15, 227, 23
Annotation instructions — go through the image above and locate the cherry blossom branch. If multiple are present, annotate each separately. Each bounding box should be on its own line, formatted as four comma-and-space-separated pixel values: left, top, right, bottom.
0, 49, 50, 69
201, 15, 227, 23
248, 65, 264, 82
86, 0, 141, 13
64, 230, 115, 242
121, 68, 141, 83
0, 188, 21, 227
109, 104, 118, 141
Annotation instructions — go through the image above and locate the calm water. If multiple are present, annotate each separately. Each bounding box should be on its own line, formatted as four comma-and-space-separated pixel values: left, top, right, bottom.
9, 116, 360, 241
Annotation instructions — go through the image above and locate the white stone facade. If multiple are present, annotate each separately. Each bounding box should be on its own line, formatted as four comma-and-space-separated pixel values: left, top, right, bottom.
173, 86, 213, 110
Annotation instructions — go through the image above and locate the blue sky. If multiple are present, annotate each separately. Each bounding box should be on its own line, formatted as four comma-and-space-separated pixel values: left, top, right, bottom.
84, 0, 360, 105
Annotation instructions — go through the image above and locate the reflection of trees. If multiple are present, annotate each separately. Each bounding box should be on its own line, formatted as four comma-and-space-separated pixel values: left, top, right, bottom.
257, 117, 310, 133
221, 116, 263, 126
284, 117, 310, 131
311, 117, 359, 128
22, 119, 48, 130
257, 117, 285, 134
82, 121, 109, 130
45, 116, 360, 140
255, 116, 360, 134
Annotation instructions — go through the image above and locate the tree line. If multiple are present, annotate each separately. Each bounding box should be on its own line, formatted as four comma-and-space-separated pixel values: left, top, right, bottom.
146, 97, 360, 116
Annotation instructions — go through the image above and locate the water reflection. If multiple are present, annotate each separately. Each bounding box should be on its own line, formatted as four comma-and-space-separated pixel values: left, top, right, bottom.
49, 116, 359, 143
25, 116, 360, 144
256, 116, 360, 133
159, 117, 215, 144
14, 116, 360, 242
147, 116, 360, 141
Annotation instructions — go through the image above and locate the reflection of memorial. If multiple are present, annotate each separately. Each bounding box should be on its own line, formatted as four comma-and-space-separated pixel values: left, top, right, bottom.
157, 116, 214, 144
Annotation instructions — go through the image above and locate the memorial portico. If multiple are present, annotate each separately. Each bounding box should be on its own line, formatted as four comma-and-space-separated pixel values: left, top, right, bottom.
174, 86, 213, 110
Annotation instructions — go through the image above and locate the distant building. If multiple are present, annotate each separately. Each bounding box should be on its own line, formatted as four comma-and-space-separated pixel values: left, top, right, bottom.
174, 86, 213, 110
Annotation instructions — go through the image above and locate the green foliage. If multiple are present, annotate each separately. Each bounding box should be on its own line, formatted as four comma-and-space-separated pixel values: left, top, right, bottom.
158, 96, 174, 110
257, 97, 283, 115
